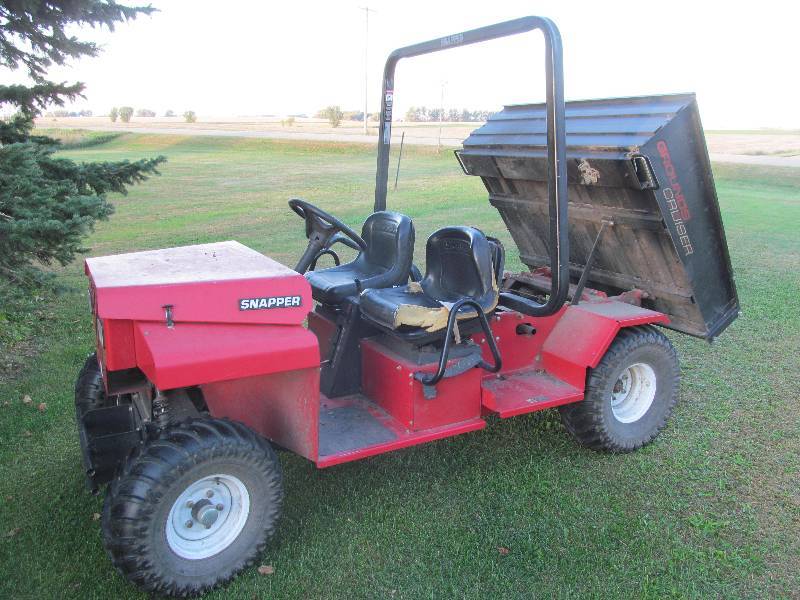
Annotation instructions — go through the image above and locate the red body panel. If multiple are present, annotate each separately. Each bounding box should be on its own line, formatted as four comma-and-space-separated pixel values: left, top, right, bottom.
133, 321, 319, 390
202, 367, 320, 461
472, 301, 669, 417
472, 309, 564, 372
86, 241, 310, 326
98, 319, 137, 371
541, 301, 669, 388
85, 240, 316, 391
362, 339, 482, 431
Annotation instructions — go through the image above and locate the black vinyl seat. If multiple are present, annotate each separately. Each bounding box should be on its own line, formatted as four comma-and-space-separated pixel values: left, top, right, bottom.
360, 226, 499, 337
306, 211, 414, 304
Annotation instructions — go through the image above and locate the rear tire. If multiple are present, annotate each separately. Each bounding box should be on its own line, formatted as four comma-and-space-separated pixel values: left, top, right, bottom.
559, 325, 679, 452
101, 418, 283, 597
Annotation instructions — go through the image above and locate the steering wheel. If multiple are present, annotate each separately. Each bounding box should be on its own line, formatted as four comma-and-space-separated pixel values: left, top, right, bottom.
289, 198, 367, 273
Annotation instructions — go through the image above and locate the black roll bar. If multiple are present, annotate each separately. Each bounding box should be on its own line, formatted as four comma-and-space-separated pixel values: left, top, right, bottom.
373, 16, 569, 316
413, 298, 502, 387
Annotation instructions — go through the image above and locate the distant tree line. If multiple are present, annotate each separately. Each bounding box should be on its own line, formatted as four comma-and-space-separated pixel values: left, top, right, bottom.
405, 106, 494, 122
314, 105, 494, 125
314, 107, 380, 126
45, 109, 93, 117
107, 107, 196, 123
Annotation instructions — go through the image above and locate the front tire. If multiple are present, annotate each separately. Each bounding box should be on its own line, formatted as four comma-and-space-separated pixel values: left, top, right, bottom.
74, 353, 107, 417
102, 418, 283, 597
559, 325, 679, 452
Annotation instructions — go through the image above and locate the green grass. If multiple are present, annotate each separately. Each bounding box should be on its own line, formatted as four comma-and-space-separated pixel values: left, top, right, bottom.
1, 135, 798, 599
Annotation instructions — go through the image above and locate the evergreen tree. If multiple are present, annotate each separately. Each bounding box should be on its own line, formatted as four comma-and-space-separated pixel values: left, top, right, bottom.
0, 1, 166, 293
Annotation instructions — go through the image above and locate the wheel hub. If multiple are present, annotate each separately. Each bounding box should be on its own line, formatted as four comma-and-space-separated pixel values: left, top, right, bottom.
610, 362, 657, 423
191, 499, 221, 529
165, 474, 250, 560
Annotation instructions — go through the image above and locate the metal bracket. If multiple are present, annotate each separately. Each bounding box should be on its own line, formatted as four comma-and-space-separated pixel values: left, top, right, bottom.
162, 304, 175, 328
571, 219, 613, 305
413, 298, 502, 388
309, 248, 341, 271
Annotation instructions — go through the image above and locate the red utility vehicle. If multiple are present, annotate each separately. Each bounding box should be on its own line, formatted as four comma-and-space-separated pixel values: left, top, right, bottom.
75, 17, 738, 597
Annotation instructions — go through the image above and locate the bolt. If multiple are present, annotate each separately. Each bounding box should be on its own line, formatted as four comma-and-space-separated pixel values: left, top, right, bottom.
185, 520, 193, 528
396, 365, 401, 371
186, 500, 194, 508
206, 490, 214, 498
216, 503, 224, 511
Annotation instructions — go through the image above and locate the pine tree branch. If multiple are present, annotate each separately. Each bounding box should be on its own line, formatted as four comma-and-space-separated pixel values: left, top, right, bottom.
42, 154, 167, 196
0, 2, 167, 292
0, 1, 157, 80
0, 81, 84, 144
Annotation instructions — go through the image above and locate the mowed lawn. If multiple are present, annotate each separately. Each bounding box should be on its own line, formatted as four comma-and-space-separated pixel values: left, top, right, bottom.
0, 134, 798, 599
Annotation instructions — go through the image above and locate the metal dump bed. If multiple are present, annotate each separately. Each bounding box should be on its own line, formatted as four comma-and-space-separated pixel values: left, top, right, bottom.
458, 93, 738, 339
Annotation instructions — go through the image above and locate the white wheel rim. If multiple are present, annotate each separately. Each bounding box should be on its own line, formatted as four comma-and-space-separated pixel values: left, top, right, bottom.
610, 362, 657, 423
165, 474, 250, 560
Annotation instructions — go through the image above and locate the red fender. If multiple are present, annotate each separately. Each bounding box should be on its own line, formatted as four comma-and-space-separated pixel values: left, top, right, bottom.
541, 301, 669, 389
133, 321, 319, 391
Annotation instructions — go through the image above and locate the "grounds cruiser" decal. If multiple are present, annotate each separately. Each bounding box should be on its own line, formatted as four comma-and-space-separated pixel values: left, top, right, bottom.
656, 140, 694, 256
239, 295, 302, 311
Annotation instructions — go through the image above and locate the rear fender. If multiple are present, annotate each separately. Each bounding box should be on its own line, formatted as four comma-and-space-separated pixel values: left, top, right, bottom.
541, 301, 669, 389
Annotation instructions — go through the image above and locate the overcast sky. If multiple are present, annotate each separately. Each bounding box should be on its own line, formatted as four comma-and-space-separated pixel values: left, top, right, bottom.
8, 0, 797, 129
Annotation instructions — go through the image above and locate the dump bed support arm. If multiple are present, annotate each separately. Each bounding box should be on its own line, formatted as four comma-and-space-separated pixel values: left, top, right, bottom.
374, 16, 569, 315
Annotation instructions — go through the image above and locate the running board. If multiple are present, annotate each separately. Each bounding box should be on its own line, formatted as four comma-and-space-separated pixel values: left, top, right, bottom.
481, 368, 583, 418
316, 394, 486, 468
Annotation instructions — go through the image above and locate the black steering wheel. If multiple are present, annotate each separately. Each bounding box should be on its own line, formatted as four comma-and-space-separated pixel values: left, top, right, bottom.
289, 198, 367, 273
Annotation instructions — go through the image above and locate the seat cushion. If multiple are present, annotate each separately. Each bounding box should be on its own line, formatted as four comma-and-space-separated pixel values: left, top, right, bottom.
360, 281, 498, 333
306, 262, 384, 304
360, 226, 499, 335
305, 211, 415, 304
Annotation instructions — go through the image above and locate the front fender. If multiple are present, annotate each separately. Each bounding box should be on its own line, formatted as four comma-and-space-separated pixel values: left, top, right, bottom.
133, 321, 320, 390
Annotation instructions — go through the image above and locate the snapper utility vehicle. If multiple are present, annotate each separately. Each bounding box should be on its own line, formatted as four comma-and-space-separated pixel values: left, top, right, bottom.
74, 16, 738, 597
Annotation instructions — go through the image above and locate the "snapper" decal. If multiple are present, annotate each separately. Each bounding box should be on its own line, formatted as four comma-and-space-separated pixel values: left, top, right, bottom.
239, 295, 302, 311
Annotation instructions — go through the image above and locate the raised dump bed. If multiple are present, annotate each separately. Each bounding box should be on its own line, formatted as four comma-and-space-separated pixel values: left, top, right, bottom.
457, 93, 739, 339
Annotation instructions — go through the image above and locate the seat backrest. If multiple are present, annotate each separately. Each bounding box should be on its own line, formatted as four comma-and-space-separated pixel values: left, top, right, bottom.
352, 211, 415, 286
422, 226, 496, 302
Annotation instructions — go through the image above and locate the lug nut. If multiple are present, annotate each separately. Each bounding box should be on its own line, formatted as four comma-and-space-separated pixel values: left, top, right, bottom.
186, 500, 194, 508
206, 490, 214, 498
215, 503, 224, 511
185, 520, 193, 528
